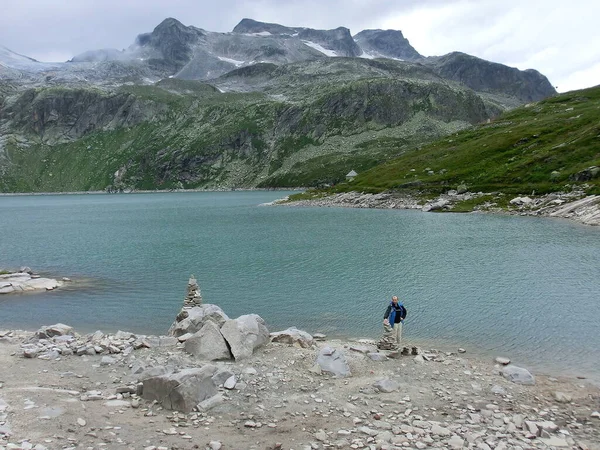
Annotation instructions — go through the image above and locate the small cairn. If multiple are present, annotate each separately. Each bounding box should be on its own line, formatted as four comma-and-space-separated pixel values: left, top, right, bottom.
183, 275, 203, 308
377, 324, 399, 351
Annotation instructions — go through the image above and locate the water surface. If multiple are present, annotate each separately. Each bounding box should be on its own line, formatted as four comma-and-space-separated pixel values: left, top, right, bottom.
1, 192, 599, 381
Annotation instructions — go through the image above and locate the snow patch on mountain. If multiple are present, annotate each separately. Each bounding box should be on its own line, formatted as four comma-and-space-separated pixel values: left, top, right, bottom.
357, 50, 403, 62
243, 31, 273, 37
302, 41, 339, 57
217, 56, 246, 67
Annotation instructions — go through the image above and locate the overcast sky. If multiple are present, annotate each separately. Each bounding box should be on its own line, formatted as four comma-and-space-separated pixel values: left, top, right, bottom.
1, 0, 598, 92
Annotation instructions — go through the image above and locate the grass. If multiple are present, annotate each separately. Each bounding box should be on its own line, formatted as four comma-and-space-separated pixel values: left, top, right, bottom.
334, 86, 600, 197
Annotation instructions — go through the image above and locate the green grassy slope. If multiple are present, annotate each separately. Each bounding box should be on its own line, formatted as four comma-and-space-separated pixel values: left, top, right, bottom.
331, 86, 600, 197
0, 74, 491, 192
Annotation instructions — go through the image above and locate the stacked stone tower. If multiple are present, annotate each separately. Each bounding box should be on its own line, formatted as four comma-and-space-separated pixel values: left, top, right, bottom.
183, 275, 203, 308
377, 326, 399, 351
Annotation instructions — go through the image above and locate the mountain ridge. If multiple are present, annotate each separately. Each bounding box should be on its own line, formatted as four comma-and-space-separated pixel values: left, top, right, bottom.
0, 17, 556, 102
0, 17, 562, 193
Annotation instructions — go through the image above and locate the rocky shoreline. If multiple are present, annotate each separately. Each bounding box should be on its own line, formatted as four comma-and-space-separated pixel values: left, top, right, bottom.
1, 325, 599, 449
0, 268, 67, 295
273, 191, 600, 226
0, 278, 599, 449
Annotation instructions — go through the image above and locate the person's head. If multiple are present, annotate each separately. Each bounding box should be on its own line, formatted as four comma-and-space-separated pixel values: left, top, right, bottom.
392, 296, 398, 304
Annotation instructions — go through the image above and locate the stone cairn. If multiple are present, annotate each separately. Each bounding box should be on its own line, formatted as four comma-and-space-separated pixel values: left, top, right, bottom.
183, 275, 203, 308
377, 323, 399, 351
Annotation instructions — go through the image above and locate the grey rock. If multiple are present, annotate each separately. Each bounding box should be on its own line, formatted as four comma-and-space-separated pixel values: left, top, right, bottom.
316, 346, 351, 377
538, 436, 569, 447
490, 384, 506, 395
367, 352, 387, 361
169, 304, 229, 337
197, 393, 224, 411
373, 378, 399, 393
142, 365, 218, 412
38, 349, 60, 360
212, 368, 235, 386
553, 391, 572, 403
136, 365, 173, 381
220, 314, 269, 361
223, 375, 237, 390
494, 356, 511, 365
100, 356, 116, 365
431, 424, 451, 436
113, 330, 135, 340
270, 327, 314, 348
184, 321, 232, 361
35, 323, 73, 339
447, 435, 465, 449
501, 365, 535, 385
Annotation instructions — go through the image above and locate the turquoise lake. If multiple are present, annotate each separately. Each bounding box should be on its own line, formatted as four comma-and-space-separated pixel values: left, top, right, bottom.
1, 191, 599, 381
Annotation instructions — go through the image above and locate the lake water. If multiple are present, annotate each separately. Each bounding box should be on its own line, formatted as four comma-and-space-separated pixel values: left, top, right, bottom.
1, 191, 599, 382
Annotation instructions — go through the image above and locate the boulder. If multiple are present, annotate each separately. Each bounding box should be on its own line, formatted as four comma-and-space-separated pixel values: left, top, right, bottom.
509, 196, 533, 206
142, 365, 218, 412
422, 198, 449, 212
168, 304, 229, 338
553, 391, 572, 403
35, 323, 73, 339
316, 346, 351, 377
220, 314, 269, 361
570, 166, 599, 182
368, 352, 388, 361
501, 365, 535, 385
184, 321, 232, 361
270, 327, 314, 348
373, 379, 399, 393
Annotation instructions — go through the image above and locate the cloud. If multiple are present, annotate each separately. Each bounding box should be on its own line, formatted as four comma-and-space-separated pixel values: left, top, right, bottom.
1, 0, 598, 91
382, 0, 600, 92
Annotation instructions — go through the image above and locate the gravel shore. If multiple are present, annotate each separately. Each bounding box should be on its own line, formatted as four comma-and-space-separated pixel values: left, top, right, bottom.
273, 191, 600, 227
1, 326, 598, 450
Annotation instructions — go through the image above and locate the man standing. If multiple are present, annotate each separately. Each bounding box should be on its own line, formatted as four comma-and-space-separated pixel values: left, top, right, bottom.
383, 296, 407, 345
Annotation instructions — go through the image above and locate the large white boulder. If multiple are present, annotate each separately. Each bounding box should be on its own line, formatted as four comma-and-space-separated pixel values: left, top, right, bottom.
142, 365, 218, 412
184, 321, 232, 361
0, 272, 62, 294
270, 327, 314, 348
220, 314, 269, 361
316, 346, 351, 377
501, 365, 535, 385
168, 304, 229, 337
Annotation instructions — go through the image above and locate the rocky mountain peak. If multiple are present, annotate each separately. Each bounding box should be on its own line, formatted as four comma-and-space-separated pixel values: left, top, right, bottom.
353, 29, 422, 61
232, 18, 297, 35
430, 52, 556, 102
135, 17, 202, 47
134, 17, 203, 73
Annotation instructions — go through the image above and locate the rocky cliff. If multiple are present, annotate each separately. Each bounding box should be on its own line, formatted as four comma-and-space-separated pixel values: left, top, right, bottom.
0, 17, 558, 192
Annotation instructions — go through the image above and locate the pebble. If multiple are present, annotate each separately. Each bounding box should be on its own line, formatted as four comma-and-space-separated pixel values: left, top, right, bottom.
76, 418, 86, 427
495, 356, 511, 365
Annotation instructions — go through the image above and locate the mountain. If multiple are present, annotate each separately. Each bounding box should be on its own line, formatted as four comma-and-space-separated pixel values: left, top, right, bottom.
0, 17, 559, 192
335, 85, 600, 197
353, 29, 421, 61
